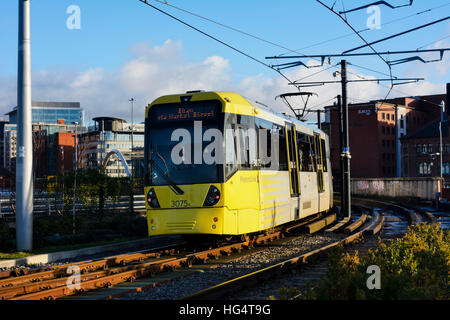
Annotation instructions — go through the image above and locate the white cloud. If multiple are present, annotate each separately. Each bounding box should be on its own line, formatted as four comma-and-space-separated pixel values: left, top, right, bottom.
0, 40, 445, 125
0, 73, 16, 121
402, 36, 450, 82
71, 68, 104, 88
431, 39, 450, 76
120, 58, 160, 93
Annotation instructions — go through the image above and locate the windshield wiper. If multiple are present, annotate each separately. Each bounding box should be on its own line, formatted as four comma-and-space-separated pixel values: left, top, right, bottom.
150, 149, 184, 195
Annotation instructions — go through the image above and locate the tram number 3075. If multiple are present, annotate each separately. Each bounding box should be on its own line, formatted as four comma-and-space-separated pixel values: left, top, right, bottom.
171, 200, 190, 208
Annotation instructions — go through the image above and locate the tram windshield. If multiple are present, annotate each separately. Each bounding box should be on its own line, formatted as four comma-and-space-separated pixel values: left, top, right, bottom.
145, 100, 223, 187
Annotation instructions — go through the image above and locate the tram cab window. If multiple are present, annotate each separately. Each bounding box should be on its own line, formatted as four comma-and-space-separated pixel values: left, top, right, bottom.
297, 133, 315, 172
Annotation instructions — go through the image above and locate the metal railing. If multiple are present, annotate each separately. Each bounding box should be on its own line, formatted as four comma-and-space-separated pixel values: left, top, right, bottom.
0, 192, 145, 219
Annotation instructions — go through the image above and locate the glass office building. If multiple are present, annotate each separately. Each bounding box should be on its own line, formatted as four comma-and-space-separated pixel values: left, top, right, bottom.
2, 102, 84, 177
7, 101, 84, 126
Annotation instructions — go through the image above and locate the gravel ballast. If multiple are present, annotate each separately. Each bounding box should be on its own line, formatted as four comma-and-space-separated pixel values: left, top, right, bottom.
117, 233, 345, 300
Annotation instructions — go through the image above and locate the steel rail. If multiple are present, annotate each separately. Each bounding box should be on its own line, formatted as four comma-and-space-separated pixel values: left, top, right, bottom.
1, 211, 337, 300
352, 197, 420, 225
0, 209, 341, 300
98, 213, 336, 300
181, 207, 384, 300
3, 224, 301, 300
1, 257, 179, 300
0, 243, 182, 290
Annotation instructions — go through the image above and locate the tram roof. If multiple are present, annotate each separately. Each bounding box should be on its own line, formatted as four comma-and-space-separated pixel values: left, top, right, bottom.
148, 91, 326, 136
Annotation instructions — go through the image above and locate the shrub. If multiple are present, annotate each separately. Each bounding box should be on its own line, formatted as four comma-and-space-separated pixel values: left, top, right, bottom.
301, 223, 449, 300
0, 222, 14, 251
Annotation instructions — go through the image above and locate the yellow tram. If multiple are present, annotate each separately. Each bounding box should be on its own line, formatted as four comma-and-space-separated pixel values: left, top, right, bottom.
144, 91, 333, 237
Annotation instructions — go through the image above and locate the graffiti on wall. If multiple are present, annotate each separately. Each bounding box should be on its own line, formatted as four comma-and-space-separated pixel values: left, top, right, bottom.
372, 181, 385, 191
357, 181, 370, 191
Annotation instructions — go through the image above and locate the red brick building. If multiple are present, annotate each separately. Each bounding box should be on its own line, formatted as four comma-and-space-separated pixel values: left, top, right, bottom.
32, 122, 85, 178
55, 132, 75, 175
401, 121, 449, 182
325, 86, 448, 179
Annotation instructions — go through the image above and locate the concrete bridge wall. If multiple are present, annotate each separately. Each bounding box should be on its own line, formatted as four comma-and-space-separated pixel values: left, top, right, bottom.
351, 178, 442, 201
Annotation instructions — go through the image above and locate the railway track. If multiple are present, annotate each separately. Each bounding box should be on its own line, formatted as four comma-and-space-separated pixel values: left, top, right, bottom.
0, 199, 438, 301
0, 212, 326, 300
181, 205, 383, 300
181, 198, 437, 300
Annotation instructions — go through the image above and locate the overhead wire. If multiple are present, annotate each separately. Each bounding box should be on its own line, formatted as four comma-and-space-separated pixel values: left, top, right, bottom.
137, 0, 294, 85
376, 81, 445, 108
300, 1, 449, 107
417, 34, 450, 50
139, 0, 444, 117
294, 64, 338, 82
344, 15, 450, 54
315, 0, 445, 106
344, 62, 444, 109
347, 62, 394, 78
143, 0, 400, 83
315, 0, 395, 100
146, 0, 301, 56
340, 0, 414, 14
340, 0, 348, 21
302, 96, 340, 113
137, 0, 309, 112
279, 2, 450, 56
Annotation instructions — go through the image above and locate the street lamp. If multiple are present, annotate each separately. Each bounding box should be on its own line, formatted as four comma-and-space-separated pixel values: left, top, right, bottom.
129, 98, 135, 177
72, 121, 79, 235
128, 98, 135, 214
440, 101, 446, 180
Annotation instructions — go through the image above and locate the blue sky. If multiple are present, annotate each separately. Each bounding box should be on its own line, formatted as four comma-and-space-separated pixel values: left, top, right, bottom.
0, 0, 449, 123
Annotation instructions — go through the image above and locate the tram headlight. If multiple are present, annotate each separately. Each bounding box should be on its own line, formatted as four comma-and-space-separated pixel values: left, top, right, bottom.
147, 188, 160, 209
203, 185, 221, 207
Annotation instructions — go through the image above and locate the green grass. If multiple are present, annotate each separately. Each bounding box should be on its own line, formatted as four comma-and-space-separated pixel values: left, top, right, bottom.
0, 252, 33, 260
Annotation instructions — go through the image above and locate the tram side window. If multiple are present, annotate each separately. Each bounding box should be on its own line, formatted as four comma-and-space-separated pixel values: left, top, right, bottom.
225, 115, 238, 178
278, 125, 289, 171
236, 115, 257, 169
238, 126, 250, 168
256, 118, 273, 169
297, 133, 315, 172
321, 138, 328, 172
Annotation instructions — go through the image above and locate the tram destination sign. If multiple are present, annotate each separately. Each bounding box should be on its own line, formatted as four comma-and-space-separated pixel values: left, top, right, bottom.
151, 101, 221, 123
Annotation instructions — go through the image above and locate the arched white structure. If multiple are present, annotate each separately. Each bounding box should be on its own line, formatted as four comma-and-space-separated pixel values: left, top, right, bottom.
102, 149, 131, 177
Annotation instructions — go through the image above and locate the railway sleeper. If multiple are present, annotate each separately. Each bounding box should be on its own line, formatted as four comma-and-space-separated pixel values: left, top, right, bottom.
344, 213, 368, 234
74, 288, 85, 296
207, 253, 220, 260
163, 264, 176, 272
220, 250, 231, 257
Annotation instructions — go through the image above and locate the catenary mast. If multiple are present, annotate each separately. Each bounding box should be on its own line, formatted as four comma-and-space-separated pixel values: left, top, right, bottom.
16, 0, 34, 251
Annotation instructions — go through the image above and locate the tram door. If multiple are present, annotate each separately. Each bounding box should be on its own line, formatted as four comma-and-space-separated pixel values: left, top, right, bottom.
286, 125, 300, 197
314, 133, 325, 193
